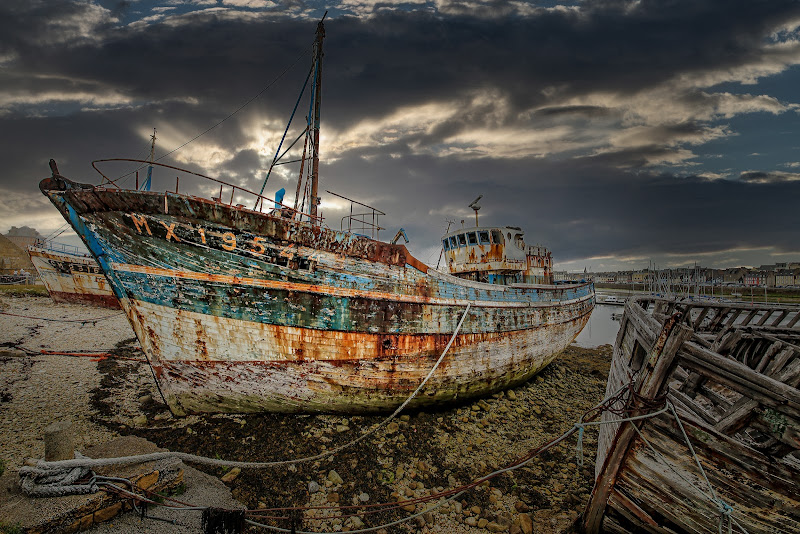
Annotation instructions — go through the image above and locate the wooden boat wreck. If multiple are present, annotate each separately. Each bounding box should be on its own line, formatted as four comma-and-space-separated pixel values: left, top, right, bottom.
28, 241, 119, 308
585, 296, 800, 534
38, 18, 594, 415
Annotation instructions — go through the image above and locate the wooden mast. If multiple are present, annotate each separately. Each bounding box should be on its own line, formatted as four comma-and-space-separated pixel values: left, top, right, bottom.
309, 13, 326, 224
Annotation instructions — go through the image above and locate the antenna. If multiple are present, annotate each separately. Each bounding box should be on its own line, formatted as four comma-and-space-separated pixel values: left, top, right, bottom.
468, 195, 483, 227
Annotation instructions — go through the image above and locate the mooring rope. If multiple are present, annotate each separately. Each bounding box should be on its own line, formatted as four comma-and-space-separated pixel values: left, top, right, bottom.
627, 399, 749, 534
19, 372, 708, 534
18, 304, 472, 493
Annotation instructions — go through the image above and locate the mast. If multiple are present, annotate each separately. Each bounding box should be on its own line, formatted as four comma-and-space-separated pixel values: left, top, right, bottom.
309, 13, 326, 224
143, 128, 156, 191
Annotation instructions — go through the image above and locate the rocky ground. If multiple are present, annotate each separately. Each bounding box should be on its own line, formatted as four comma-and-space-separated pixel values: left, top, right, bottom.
0, 295, 613, 533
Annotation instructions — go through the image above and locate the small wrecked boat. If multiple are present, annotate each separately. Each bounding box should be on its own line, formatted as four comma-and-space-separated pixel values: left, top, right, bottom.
585, 297, 800, 534
38, 18, 593, 415
28, 241, 119, 308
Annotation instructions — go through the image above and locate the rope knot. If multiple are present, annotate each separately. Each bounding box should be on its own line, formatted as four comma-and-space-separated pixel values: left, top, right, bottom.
18, 452, 98, 497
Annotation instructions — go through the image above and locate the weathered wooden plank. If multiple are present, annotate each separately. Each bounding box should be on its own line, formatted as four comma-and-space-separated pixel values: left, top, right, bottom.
669, 387, 719, 425
740, 309, 759, 327
692, 306, 711, 330
680, 343, 800, 413
607, 489, 662, 533
585, 312, 692, 534
756, 309, 774, 327
770, 310, 790, 327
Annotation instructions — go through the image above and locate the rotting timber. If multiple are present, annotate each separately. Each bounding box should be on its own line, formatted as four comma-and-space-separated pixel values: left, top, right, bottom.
27, 241, 119, 308
38, 18, 594, 415
584, 296, 800, 534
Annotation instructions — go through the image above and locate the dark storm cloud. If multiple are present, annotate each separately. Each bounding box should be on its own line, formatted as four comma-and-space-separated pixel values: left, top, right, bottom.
2, 0, 800, 268
739, 170, 800, 184
4, 0, 799, 123
320, 150, 800, 265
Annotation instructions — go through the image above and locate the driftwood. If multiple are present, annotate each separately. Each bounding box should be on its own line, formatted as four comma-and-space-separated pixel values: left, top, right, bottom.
585, 297, 800, 534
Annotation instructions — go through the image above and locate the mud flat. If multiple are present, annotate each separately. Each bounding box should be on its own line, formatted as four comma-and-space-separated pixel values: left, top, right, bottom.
0, 295, 613, 533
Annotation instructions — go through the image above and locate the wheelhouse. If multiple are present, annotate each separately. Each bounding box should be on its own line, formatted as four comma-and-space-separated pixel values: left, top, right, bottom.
441, 226, 553, 285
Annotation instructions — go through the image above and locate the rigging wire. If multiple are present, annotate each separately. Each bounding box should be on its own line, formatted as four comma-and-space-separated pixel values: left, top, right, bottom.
107, 48, 310, 186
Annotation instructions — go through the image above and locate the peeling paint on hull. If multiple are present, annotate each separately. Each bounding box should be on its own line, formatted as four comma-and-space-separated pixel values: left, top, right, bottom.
41, 179, 595, 414
28, 246, 120, 309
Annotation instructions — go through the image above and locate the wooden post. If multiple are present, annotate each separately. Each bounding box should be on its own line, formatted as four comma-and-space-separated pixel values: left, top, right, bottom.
44, 421, 75, 461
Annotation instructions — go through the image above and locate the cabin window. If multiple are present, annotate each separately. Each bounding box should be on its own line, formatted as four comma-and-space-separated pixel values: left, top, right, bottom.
467, 232, 478, 245
457, 234, 467, 247
449, 236, 458, 249
479, 231, 490, 245
491, 230, 503, 244
442, 239, 449, 251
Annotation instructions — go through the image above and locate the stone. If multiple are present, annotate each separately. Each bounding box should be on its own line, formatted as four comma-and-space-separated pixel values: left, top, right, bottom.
44, 420, 74, 461
487, 521, 507, 532
327, 492, 340, 503
349, 516, 365, 529
135, 470, 159, 489
465, 516, 478, 526
519, 513, 533, 534
132, 414, 147, 427
221, 467, 241, 483
358, 492, 369, 502
471, 505, 482, 515
506, 390, 517, 401
93, 502, 123, 523
386, 422, 400, 434
308, 481, 320, 493
478, 518, 489, 528
327, 469, 343, 484
514, 501, 530, 513
401, 503, 416, 512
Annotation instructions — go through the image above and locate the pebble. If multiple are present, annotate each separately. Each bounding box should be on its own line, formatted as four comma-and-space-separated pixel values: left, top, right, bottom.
220, 467, 241, 483
327, 469, 343, 484
132, 414, 147, 426
514, 501, 530, 513
0, 297, 613, 534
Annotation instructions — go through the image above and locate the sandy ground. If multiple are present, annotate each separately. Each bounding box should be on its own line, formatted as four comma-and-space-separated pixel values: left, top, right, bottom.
0, 296, 132, 470
0, 295, 613, 534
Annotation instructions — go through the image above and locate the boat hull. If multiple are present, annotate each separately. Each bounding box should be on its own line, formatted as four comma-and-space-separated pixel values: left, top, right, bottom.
585, 298, 800, 534
27, 246, 119, 308
41, 179, 594, 414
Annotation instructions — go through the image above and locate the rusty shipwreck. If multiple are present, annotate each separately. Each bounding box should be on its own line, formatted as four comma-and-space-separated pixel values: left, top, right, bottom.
584, 297, 800, 534
38, 18, 594, 415
28, 241, 119, 308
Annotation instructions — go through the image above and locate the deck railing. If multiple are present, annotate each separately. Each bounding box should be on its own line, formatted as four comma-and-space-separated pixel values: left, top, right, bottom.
91, 158, 324, 225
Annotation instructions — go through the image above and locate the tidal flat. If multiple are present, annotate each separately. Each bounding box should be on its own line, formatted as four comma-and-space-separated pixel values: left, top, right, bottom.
0, 295, 612, 533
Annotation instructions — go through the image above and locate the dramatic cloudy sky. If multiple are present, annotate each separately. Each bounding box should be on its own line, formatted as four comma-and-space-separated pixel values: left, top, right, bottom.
2, 0, 800, 272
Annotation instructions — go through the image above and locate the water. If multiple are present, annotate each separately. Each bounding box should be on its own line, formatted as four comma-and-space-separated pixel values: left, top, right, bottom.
573, 304, 622, 348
